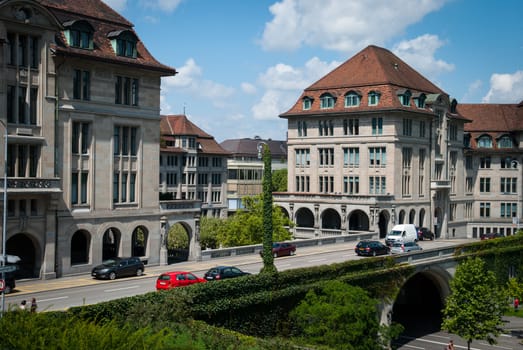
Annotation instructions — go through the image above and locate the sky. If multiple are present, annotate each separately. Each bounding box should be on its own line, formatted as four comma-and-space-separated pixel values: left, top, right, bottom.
102, 0, 523, 143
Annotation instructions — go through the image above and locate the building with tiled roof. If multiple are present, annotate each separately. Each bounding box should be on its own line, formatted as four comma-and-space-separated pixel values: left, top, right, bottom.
220, 137, 287, 211
160, 115, 229, 218
0, 0, 203, 279
275, 45, 472, 239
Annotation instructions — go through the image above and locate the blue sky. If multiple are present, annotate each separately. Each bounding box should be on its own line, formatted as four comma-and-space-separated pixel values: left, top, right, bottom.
103, 0, 523, 143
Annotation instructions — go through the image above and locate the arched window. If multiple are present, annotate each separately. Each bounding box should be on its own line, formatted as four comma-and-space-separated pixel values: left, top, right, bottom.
477, 135, 493, 148
497, 135, 514, 148
414, 93, 426, 108
344, 91, 360, 107
320, 93, 335, 109
71, 230, 90, 265
108, 30, 137, 58
397, 89, 411, 106
368, 91, 380, 106
302, 97, 312, 110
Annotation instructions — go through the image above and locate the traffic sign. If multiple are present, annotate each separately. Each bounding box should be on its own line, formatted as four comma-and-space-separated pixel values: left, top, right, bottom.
0, 265, 17, 273
0, 279, 4, 291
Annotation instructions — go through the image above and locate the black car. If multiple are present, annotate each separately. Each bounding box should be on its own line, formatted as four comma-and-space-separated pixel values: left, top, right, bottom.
203, 266, 250, 281
417, 227, 435, 241
91, 257, 144, 280
355, 240, 390, 257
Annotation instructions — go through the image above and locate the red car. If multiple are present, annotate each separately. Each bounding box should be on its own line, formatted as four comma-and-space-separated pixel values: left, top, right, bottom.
271, 242, 297, 257
156, 271, 206, 290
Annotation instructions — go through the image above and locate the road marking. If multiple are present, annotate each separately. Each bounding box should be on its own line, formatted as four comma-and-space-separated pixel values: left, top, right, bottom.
399, 335, 483, 350
309, 258, 326, 262
39, 296, 69, 302
104, 285, 139, 293
477, 341, 512, 350
400, 345, 424, 349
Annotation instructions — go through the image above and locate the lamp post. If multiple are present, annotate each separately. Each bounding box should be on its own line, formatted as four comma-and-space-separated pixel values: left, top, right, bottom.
257, 142, 276, 274
1, 121, 7, 315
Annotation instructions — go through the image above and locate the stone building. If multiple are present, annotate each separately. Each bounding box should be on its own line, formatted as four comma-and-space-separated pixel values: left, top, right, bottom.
274, 45, 470, 239
0, 0, 183, 279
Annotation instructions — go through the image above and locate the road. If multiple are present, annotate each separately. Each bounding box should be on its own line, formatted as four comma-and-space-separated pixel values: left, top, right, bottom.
5, 238, 523, 348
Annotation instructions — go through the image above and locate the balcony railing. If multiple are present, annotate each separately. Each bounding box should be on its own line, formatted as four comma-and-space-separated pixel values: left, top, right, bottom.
0, 178, 61, 194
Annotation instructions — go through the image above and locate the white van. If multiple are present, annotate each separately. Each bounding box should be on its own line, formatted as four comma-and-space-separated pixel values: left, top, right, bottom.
385, 224, 418, 246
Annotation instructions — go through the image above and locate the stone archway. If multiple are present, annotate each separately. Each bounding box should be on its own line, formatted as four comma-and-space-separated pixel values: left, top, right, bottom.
321, 208, 341, 229
167, 222, 191, 263
409, 209, 416, 224
71, 230, 91, 265
295, 207, 314, 227
132, 226, 148, 257
7, 233, 39, 279
348, 209, 370, 231
378, 210, 390, 238
102, 228, 121, 260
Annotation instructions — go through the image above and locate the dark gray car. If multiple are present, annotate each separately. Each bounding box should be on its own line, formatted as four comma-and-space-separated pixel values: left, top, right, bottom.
91, 257, 144, 280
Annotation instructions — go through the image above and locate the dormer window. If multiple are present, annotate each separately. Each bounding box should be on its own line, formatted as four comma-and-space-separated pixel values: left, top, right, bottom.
477, 134, 493, 148
368, 91, 380, 106
320, 93, 335, 109
344, 91, 361, 107
497, 135, 514, 148
302, 97, 313, 110
413, 93, 426, 108
108, 30, 137, 58
63, 20, 94, 49
397, 89, 411, 106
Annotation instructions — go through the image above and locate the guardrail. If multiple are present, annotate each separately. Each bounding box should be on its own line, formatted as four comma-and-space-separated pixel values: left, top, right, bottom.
200, 232, 377, 260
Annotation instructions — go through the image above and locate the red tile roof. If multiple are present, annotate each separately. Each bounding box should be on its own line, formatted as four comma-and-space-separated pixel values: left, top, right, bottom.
281, 45, 447, 117
39, 0, 176, 75
160, 115, 230, 155
458, 104, 523, 132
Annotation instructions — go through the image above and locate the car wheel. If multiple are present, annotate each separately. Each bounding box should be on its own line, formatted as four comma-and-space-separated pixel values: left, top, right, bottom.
136, 268, 143, 277
290, 250, 296, 256
273, 252, 278, 258
109, 272, 116, 280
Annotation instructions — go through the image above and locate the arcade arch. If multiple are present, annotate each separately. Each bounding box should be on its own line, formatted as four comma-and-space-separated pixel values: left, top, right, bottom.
295, 207, 314, 227
321, 208, 341, 229
7, 233, 39, 279
71, 230, 90, 265
102, 228, 121, 260
348, 209, 369, 231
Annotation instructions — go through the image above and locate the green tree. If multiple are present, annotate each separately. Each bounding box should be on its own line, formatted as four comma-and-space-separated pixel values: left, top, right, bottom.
199, 216, 221, 249
271, 168, 287, 192
291, 280, 401, 349
260, 143, 276, 273
167, 223, 189, 249
442, 257, 507, 350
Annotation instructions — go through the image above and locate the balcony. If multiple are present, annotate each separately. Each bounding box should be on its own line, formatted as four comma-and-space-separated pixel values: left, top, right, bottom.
430, 180, 451, 190
0, 178, 61, 194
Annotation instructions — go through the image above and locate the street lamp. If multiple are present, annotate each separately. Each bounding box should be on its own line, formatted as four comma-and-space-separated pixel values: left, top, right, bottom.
0, 121, 7, 315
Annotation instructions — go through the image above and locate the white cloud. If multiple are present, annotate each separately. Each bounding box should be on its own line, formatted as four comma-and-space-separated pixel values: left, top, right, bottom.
102, 0, 127, 12
162, 58, 235, 108
241, 82, 257, 94
392, 34, 454, 79
460, 79, 482, 103
261, 0, 447, 52
482, 71, 523, 103
139, 0, 182, 12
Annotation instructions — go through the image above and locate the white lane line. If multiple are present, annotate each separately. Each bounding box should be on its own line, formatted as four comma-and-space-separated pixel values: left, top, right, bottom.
308, 259, 326, 262
104, 285, 139, 293
39, 296, 69, 302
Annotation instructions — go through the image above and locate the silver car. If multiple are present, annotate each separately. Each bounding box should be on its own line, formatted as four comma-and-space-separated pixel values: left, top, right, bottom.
390, 241, 422, 254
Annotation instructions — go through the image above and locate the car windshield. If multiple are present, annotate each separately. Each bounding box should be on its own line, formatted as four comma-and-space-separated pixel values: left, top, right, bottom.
389, 230, 402, 236
102, 259, 119, 266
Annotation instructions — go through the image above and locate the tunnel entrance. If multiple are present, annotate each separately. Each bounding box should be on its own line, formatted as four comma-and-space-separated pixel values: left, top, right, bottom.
392, 273, 444, 337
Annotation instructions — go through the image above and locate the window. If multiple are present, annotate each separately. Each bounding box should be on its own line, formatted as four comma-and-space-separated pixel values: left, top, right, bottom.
71, 171, 89, 205
498, 135, 513, 148
198, 157, 209, 167
466, 177, 473, 194
501, 203, 517, 218
479, 202, 490, 218
501, 157, 517, 169
114, 172, 137, 203
320, 93, 335, 109
211, 173, 222, 185
7, 32, 39, 68
343, 118, 359, 135
479, 177, 490, 193
295, 149, 310, 166
343, 147, 359, 167
419, 121, 426, 138
369, 176, 386, 195
72, 122, 90, 155
115, 76, 139, 106
368, 91, 380, 106
65, 20, 94, 49
318, 176, 334, 193
212, 157, 223, 167
402, 118, 412, 136
295, 176, 310, 192
319, 148, 334, 166
343, 176, 359, 194
465, 156, 473, 170
297, 121, 308, 137
372, 117, 383, 135
369, 147, 386, 167
398, 90, 411, 106
318, 120, 334, 136
114, 126, 138, 156
344, 92, 360, 107
73, 70, 90, 100
302, 97, 312, 110
477, 135, 492, 148
7, 144, 39, 177
7, 85, 37, 125
449, 123, 458, 141
414, 93, 426, 108
419, 149, 426, 196
109, 30, 137, 58
500, 177, 517, 193
480, 157, 491, 169
402, 148, 412, 196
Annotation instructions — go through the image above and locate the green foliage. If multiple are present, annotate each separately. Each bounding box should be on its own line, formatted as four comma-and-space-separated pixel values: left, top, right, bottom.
261, 144, 276, 274
271, 168, 287, 192
168, 223, 189, 249
215, 194, 292, 247
199, 216, 221, 249
506, 277, 523, 303
290, 280, 395, 349
442, 257, 507, 349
